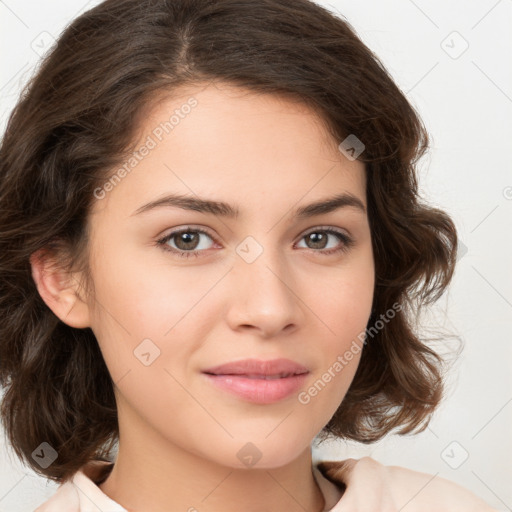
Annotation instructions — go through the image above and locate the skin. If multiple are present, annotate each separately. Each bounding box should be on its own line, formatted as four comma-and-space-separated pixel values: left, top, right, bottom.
31, 82, 375, 512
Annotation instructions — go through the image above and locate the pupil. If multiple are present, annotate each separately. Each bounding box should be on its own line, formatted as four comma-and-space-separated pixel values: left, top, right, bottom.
177, 232, 198, 250
309, 232, 326, 249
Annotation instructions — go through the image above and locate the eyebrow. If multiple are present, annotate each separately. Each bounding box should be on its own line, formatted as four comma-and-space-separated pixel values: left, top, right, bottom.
131, 191, 366, 218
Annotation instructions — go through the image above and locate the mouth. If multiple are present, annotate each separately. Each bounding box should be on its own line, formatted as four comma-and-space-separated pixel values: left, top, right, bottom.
203, 371, 307, 379
202, 357, 309, 378
201, 358, 310, 404
202, 362, 310, 404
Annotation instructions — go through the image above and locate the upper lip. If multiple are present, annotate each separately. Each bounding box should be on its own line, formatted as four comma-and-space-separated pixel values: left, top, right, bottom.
202, 358, 309, 377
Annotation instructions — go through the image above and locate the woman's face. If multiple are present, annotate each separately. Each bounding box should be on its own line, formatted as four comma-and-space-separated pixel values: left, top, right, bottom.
84, 82, 374, 468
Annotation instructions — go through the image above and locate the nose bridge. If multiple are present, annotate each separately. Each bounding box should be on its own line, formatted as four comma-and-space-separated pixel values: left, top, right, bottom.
236, 234, 293, 301
227, 233, 300, 334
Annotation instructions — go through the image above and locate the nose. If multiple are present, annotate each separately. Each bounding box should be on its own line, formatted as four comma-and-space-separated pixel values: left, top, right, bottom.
225, 244, 303, 338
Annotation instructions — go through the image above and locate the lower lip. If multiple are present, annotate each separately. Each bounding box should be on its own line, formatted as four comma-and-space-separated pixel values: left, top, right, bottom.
203, 373, 309, 404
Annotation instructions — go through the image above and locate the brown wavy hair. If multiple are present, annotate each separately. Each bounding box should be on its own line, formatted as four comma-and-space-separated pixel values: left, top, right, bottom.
0, 0, 459, 483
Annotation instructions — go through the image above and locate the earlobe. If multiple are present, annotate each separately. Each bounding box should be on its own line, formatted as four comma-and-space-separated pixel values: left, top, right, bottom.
29, 249, 91, 329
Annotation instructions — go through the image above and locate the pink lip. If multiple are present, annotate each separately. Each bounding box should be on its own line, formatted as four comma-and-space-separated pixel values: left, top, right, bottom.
203, 358, 309, 377
202, 358, 309, 404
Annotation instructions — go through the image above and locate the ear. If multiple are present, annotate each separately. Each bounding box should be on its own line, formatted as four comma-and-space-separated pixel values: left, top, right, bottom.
29, 248, 91, 329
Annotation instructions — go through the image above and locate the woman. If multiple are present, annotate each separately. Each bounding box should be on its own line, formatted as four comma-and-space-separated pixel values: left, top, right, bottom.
0, 0, 498, 510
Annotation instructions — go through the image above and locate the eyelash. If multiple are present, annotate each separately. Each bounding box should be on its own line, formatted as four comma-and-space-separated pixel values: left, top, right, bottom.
156, 226, 355, 259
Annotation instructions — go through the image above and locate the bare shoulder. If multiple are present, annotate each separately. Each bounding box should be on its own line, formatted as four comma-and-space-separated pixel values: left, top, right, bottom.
385, 462, 498, 512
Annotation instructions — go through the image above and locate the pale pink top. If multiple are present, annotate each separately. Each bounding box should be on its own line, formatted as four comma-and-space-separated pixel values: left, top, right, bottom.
33, 458, 500, 511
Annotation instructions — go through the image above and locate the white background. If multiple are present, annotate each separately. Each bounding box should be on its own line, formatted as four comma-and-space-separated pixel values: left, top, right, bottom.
0, 1, 511, 511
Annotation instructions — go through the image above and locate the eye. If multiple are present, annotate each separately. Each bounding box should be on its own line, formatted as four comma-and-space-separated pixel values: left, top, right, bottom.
156, 225, 355, 259
156, 227, 217, 258
295, 227, 354, 256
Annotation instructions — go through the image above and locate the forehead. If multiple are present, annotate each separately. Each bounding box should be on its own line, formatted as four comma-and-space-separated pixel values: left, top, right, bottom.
92, 82, 367, 219
141, 82, 342, 150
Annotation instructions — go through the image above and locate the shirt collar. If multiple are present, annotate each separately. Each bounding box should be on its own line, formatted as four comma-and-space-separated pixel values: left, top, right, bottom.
40, 458, 345, 512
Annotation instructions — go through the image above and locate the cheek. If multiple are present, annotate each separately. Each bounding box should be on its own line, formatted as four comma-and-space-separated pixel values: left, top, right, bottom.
90, 246, 219, 337
299, 267, 373, 411
310, 262, 374, 344
88, 250, 227, 401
